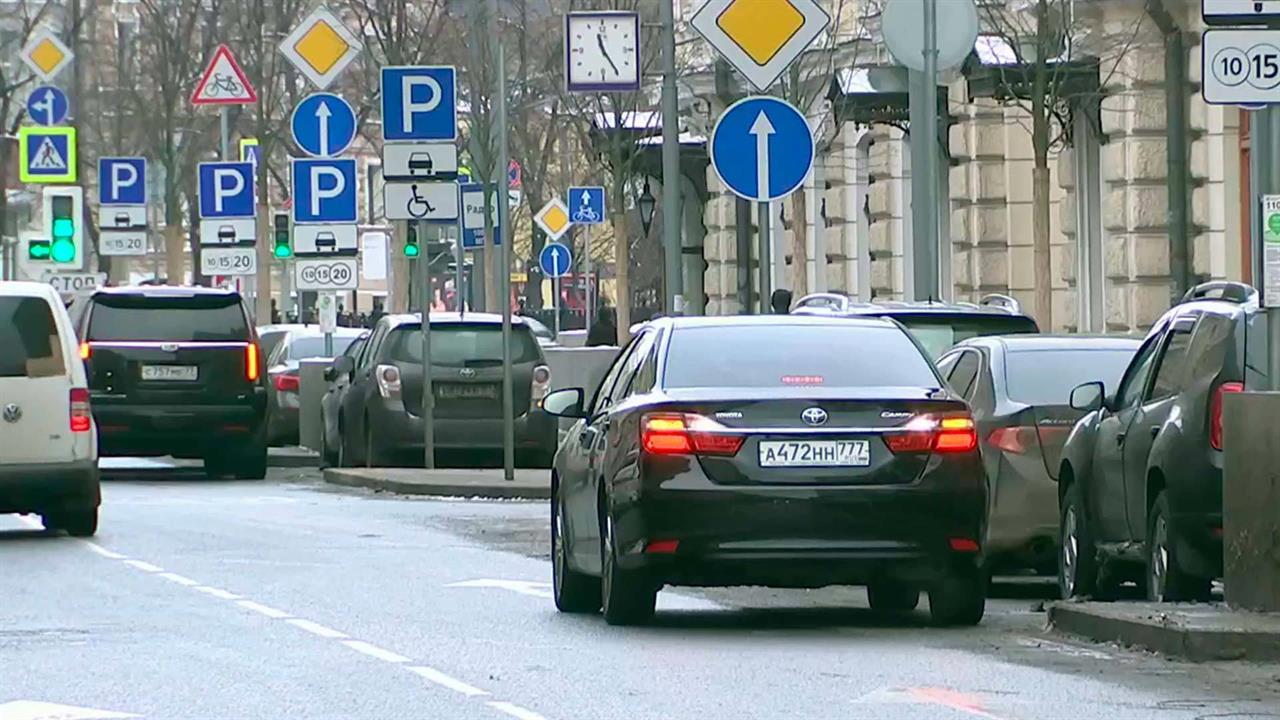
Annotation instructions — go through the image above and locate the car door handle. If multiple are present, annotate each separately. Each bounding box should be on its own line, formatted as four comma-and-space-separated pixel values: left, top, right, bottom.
578, 427, 597, 446
1150, 425, 1159, 438
1117, 432, 1126, 446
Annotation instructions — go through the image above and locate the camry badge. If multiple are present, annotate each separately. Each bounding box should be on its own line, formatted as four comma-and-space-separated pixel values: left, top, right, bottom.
459, 368, 476, 378
801, 407, 828, 426
2, 404, 21, 423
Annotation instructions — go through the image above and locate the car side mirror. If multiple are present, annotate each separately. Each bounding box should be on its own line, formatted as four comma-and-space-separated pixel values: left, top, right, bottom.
1070, 381, 1105, 412
541, 387, 586, 418
330, 356, 354, 381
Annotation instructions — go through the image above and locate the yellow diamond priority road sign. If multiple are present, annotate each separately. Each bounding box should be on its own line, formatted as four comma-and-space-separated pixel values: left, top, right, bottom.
690, 0, 830, 92
20, 30, 74, 81
279, 7, 363, 90
534, 199, 573, 242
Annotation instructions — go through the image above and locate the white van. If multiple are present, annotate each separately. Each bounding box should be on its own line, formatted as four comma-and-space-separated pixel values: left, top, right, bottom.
0, 282, 99, 536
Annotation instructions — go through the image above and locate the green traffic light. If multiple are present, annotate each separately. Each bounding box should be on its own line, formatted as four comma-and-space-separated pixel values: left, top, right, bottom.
274, 244, 293, 259
51, 239, 75, 263
52, 218, 74, 238
28, 240, 51, 260
404, 244, 420, 258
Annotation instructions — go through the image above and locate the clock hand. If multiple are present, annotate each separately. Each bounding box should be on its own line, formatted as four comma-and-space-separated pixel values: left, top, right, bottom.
596, 33, 620, 76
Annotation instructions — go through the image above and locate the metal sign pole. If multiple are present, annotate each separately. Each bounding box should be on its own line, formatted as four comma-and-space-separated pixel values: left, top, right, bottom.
553, 274, 561, 337
758, 200, 771, 313
454, 222, 464, 315
419, 218, 435, 469
584, 227, 593, 332
492, 0, 515, 481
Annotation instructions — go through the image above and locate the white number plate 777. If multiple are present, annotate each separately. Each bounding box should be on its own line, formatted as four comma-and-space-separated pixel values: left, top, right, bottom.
758, 440, 870, 468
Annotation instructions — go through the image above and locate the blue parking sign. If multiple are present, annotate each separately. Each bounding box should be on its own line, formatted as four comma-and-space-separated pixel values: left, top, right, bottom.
291, 158, 357, 224
99, 157, 147, 206
198, 162, 256, 218
380, 66, 457, 141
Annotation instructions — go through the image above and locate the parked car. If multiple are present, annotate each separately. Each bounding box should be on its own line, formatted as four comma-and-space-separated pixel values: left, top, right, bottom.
0, 282, 100, 536
791, 293, 1039, 358
319, 333, 369, 467
69, 286, 267, 479
335, 313, 557, 467
937, 335, 1140, 573
522, 316, 557, 347
543, 315, 988, 626
257, 323, 312, 363
265, 328, 365, 446
1058, 281, 1258, 602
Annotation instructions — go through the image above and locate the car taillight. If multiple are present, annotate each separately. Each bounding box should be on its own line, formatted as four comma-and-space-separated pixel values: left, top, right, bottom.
70, 388, 91, 432
245, 343, 260, 382
274, 374, 300, 393
376, 364, 402, 399
885, 414, 978, 454
988, 426, 1036, 454
1210, 381, 1244, 450
640, 412, 745, 457
79, 342, 91, 360
531, 364, 552, 408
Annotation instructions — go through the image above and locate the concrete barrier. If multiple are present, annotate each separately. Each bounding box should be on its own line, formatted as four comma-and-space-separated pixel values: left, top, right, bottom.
298, 359, 330, 452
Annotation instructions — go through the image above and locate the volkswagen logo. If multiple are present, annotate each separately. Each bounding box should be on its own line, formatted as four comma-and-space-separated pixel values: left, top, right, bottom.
160, 343, 180, 352
2, 404, 21, 424
801, 407, 828, 427
459, 368, 476, 378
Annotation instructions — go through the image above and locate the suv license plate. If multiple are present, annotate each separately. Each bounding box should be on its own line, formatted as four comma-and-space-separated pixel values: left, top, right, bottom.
141, 365, 198, 381
758, 440, 870, 467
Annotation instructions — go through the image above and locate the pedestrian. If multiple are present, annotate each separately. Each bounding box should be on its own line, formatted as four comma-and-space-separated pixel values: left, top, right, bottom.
270, 300, 281, 324
587, 306, 617, 347
770, 288, 793, 315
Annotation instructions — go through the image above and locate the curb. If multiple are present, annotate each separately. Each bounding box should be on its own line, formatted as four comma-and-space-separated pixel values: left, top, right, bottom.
323, 469, 550, 500
268, 450, 322, 468
1048, 603, 1280, 662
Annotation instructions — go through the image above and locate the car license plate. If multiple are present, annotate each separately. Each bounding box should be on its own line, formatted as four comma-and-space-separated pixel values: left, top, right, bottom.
436, 383, 497, 400
141, 365, 198, 382
758, 440, 871, 467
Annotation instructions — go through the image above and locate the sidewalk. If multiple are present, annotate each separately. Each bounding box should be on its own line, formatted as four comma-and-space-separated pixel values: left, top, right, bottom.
1049, 601, 1280, 662
323, 467, 549, 500
268, 447, 321, 468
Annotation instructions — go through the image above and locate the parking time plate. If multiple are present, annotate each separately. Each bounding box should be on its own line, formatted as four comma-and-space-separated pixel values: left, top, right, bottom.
141, 365, 198, 381
758, 440, 870, 467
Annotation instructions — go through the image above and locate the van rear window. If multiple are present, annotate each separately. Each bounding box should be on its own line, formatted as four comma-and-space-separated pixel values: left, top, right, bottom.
88, 294, 249, 342
0, 296, 63, 378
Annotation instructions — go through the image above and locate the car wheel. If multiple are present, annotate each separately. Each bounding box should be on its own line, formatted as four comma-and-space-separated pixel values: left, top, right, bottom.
867, 580, 920, 612
552, 490, 601, 614
928, 566, 986, 627
600, 510, 656, 626
203, 453, 230, 479
365, 418, 392, 467
45, 507, 97, 537
1059, 482, 1103, 600
234, 442, 268, 480
1147, 491, 1212, 602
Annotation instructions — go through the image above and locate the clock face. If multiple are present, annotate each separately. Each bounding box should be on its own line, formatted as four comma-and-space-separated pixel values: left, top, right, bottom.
566, 13, 640, 90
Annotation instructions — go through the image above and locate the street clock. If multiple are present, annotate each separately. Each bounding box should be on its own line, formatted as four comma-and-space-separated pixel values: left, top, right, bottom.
565, 11, 640, 92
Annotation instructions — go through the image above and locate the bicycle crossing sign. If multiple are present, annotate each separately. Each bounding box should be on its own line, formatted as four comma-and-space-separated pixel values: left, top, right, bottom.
567, 186, 605, 225
191, 44, 258, 106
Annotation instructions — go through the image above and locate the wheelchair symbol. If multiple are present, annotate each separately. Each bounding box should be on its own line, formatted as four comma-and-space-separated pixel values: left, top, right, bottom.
407, 184, 437, 219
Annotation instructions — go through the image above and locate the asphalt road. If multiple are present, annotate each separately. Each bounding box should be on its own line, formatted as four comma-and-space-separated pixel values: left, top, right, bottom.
4, 463, 1280, 720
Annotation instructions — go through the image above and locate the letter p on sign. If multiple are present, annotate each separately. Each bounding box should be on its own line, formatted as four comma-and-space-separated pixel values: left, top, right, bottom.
310, 165, 345, 216
213, 169, 244, 213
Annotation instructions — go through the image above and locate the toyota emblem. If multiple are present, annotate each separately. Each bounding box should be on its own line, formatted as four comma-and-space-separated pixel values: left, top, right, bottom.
801, 407, 828, 426
161, 343, 180, 352
459, 368, 476, 378
2, 404, 21, 424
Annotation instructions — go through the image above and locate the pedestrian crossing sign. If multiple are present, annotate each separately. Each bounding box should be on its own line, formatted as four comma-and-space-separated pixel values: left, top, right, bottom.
18, 126, 76, 183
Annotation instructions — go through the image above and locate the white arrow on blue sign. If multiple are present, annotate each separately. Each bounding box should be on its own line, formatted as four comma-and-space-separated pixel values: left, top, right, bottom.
567, 186, 605, 225
709, 96, 814, 203
98, 157, 147, 206
380, 66, 457, 142
291, 158, 357, 224
291, 92, 357, 157
197, 162, 256, 218
27, 85, 68, 126
539, 242, 572, 278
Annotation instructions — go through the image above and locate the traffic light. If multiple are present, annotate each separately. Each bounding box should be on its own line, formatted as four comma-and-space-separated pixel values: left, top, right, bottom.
404, 223, 420, 258
42, 186, 83, 267
272, 212, 292, 259
27, 239, 52, 261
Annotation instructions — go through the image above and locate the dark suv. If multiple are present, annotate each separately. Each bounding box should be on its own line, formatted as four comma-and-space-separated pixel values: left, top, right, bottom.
70, 286, 268, 479
1058, 281, 1259, 601
790, 293, 1040, 358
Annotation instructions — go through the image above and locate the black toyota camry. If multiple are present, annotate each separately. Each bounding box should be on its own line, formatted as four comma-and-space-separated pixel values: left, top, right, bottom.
542, 315, 987, 626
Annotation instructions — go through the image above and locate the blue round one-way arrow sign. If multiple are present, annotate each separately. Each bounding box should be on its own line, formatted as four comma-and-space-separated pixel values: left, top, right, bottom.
291, 92, 357, 158
710, 96, 814, 203
539, 242, 572, 278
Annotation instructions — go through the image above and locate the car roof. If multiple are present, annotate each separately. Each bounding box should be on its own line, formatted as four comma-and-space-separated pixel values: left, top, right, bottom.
791, 293, 1032, 319
92, 284, 240, 298
0, 281, 60, 301
958, 335, 1143, 352
643, 314, 897, 331
382, 312, 531, 328
282, 327, 366, 340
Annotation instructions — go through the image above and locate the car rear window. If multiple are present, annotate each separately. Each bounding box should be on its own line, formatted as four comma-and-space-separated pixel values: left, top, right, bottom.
894, 315, 1039, 359
0, 296, 63, 378
285, 335, 359, 360
663, 324, 938, 389
88, 293, 249, 342
386, 324, 542, 367
1005, 349, 1136, 406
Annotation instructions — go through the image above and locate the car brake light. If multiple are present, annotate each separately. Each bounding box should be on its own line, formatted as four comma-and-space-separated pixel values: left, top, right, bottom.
988, 426, 1036, 454
645, 539, 680, 554
949, 537, 980, 552
79, 342, 91, 360
245, 343, 260, 381
885, 414, 978, 454
273, 374, 300, 393
1211, 381, 1244, 450
531, 364, 552, 409
69, 388, 91, 432
641, 413, 745, 457
375, 364, 402, 399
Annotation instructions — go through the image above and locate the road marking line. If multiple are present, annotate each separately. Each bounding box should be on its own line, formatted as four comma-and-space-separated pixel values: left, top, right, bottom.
81, 542, 127, 559
193, 586, 240, 600
287, 619, 347, 639
906, 688, 1008, 720
123, 560, 163, 572
235, 600, 291, 619
341, 639, 410, 663
487, 701, 550, 720
158, 572, 199, 587
407, 666, 489, 697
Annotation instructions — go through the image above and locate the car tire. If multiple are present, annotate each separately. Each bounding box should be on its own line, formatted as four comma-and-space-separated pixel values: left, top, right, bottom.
365, 419, 393, 468
867, 580, 920, 612
204, 454, 230, 479
1059, 482, 1104, 600
600, 510, 656, 626
44, 507, 97, 537
234, 443, 268, 481
1147, 490, 1212, 602
552, 491, 601, 614
928, 566, 986, 627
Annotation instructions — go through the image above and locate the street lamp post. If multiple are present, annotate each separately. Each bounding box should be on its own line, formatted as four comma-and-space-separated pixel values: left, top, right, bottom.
637, 179, 656, 236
